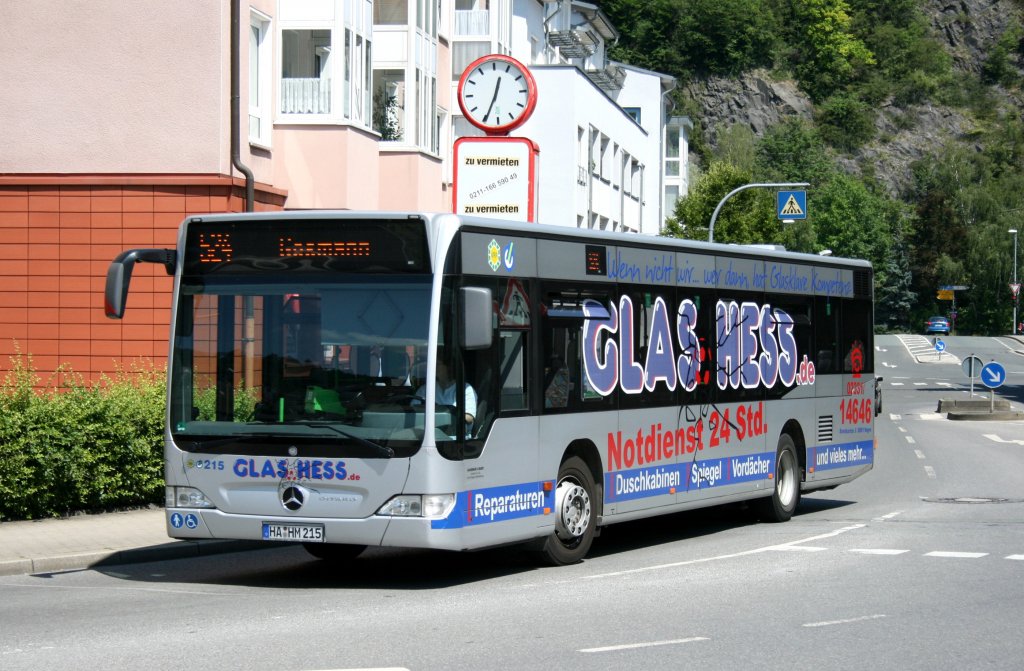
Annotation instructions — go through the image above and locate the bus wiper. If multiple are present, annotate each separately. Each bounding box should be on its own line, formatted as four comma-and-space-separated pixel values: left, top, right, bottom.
178, 433, 281, 451
298, 422, 395, 459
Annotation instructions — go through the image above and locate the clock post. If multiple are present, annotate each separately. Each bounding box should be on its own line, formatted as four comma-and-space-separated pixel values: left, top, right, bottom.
453, 54, 540, 222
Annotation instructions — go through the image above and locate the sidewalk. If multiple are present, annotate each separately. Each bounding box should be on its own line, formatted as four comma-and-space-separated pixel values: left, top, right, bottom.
0, 507, 261, 577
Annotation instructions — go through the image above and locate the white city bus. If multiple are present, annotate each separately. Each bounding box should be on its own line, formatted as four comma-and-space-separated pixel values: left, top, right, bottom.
105, 211, 875, 565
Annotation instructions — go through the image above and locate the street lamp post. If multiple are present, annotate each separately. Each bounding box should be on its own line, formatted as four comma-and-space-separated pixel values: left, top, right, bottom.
1011, 228, 1019, 335
708, 182, 809, 243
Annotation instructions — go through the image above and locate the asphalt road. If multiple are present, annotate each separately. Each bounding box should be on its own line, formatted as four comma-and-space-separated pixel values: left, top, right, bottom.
1, 334, 1022, 670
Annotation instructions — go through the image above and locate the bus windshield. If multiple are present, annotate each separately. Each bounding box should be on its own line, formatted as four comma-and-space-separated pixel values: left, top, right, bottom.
169, 276, 438, 457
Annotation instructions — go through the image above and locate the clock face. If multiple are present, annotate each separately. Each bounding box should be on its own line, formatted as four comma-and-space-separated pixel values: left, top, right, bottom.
458, 55, 537, 134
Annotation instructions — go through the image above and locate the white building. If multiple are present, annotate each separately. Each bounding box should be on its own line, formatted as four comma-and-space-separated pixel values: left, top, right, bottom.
448, 0, 690, 235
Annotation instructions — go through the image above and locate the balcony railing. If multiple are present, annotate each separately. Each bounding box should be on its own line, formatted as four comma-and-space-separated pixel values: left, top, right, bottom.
454, 9, 489, 37
548, 29, 597, 59
281, 77, 331, 115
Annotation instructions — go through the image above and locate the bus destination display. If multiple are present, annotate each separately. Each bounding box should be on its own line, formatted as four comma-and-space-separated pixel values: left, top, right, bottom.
184, 219, 428, 275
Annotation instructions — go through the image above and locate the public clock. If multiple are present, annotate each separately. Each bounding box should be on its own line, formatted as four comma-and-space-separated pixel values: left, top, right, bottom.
457, 54, 538, 135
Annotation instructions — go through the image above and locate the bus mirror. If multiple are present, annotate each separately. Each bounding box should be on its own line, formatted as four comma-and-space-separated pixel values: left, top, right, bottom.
460, 287, 493, 350
104, 248, 176, 319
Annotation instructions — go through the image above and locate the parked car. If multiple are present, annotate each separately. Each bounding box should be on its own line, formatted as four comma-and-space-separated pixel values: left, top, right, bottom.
874, 376, 883, 416
924, 315, 950, 335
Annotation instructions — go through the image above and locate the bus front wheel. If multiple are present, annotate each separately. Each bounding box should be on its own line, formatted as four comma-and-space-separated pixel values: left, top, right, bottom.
755, 434, 800, 523
539, 456, 597, 565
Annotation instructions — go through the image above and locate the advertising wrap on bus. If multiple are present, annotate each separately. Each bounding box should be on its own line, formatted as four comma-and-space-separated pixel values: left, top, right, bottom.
105, 211, 875, 566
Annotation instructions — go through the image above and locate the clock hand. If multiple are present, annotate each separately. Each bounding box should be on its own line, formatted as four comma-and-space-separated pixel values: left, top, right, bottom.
482, 77, 501, 123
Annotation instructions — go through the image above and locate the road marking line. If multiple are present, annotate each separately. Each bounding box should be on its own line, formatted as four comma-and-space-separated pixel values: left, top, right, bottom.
889, 413, 902, 420
924, 466, 936, 479
583, 525, 866, 580
925, 551, 988, 558
906, 436, 916, 444
873, 511, 903, 521
914, 382, 927, 386
914, 449, 926, 459
769, 545, 828, 552
891, 382, 905, 386
850, 549, 909, 555
803, 614, 886, 628
1007, 555, 1024, 561
984, 433, 1024, 446
918, 413, 943, 420
579, 637, 709, 653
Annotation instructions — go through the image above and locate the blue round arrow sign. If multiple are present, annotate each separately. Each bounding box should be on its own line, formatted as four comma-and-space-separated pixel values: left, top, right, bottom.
980, 361, 1006, 389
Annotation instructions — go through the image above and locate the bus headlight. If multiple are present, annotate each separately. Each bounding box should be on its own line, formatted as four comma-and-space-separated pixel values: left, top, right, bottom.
377, 494, 455, 518
166, 486, 216, 509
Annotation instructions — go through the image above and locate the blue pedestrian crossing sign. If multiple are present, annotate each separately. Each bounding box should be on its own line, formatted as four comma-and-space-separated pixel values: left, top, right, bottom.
777, 190, 807, 220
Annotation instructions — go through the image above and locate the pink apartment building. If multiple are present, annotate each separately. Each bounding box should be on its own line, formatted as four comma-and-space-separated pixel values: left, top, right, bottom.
0, 0, 451, 382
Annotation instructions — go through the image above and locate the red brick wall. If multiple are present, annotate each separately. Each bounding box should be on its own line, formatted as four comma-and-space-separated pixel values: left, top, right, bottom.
0, 176, 286, 385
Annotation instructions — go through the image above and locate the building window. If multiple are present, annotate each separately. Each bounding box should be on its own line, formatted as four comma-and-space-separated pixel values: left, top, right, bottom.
278, 2, 373, 128
624, 107, 641, 124
249, 10, 272, 147
375, 0, 409, 24
373, 69, 406, 141
281, 29, 333, 114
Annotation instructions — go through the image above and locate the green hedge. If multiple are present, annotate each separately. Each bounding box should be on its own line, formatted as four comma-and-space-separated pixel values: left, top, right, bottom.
0, 351, 166, 521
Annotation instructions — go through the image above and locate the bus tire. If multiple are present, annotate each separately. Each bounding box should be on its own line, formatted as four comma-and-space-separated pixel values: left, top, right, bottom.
539, 456, 597, 565
303, 543, 366, 562
755, 434, 800, 523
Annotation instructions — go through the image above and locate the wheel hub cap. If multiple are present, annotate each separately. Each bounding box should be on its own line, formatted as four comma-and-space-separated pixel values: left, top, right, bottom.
555, 480, 590, 539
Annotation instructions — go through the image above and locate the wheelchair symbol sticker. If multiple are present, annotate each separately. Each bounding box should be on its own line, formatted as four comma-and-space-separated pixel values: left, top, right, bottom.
184, 514, 199, 529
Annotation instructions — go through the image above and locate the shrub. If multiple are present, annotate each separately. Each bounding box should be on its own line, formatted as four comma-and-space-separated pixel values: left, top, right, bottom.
0, 350, 167, 520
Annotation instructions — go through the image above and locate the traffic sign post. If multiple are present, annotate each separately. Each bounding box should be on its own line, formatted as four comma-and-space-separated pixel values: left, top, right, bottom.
934, 338, 945, 360
963, 354, 983, 397
980, 360, 1006, 412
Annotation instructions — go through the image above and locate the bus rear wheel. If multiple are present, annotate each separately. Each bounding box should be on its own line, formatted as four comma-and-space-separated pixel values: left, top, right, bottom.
303, 543, 366, 562
755, 434, 800, 522
539, 456, 597, 565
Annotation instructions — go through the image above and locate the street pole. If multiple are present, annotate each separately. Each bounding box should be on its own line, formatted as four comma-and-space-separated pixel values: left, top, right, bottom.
1011, 228, 1019, 335
708, 182, 809, 243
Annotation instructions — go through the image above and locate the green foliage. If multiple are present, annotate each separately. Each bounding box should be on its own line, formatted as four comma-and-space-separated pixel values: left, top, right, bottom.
815, 94, 876, 150
664, 160, 780, 243
778, 0, 875, 102
754, 118, 836, 184
982, 20, 1023, 87
603, 0, 778, 78
0, 351, 167, 521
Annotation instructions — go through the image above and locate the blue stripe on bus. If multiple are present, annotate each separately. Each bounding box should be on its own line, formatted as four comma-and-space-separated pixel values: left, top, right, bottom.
431, 481, 554, 529
605, 452, 775, 502
430, 441, 873, 528
809, 440, 874, 472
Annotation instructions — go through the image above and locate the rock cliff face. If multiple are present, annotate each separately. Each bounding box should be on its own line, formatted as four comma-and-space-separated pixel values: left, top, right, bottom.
684, 0, 1021, 198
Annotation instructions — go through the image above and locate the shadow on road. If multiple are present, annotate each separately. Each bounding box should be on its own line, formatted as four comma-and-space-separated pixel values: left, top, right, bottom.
88, 496, 857, 590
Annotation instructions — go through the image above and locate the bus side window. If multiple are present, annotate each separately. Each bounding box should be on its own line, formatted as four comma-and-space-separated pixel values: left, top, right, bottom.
543, 326, 572, 410
499, 331, 528, 412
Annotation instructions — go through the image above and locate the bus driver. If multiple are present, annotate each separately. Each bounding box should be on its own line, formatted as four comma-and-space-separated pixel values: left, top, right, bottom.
415, 355, 477, 435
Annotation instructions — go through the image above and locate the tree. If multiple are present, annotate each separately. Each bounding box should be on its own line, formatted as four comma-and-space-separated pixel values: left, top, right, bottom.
776, 0, 875, 101
664, 161, 780, 244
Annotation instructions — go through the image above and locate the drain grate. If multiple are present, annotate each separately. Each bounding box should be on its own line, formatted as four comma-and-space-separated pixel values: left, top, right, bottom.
920, 497, 1021, 504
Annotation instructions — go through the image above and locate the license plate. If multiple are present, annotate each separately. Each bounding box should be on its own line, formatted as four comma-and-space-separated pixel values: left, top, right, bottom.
262, 522, 325, 542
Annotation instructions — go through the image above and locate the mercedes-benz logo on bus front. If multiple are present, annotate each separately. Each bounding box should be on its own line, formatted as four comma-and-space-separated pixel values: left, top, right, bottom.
280, 486, 306, 511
